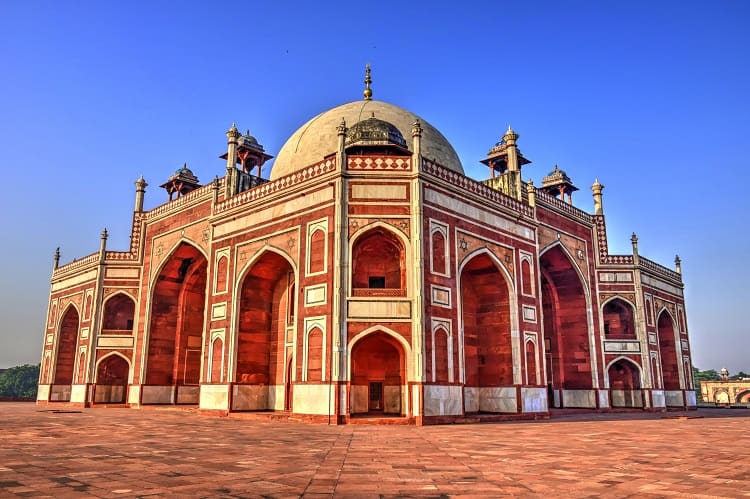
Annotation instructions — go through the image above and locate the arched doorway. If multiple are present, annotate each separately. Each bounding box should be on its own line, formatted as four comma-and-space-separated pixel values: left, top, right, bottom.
145, 242, 208, 404
459, 251, 513, 412
350, 332, 405, 416
234, 250, 295, 411
52, 305, 80, 401
94, 355, 130, 404
540, 245, 593, 408
608, 358, 643, 408
656, 310, 681, 391
736, 390, 750, 404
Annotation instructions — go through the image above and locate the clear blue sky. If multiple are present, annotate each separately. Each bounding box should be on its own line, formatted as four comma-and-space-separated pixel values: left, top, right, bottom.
1, 1, 747, 373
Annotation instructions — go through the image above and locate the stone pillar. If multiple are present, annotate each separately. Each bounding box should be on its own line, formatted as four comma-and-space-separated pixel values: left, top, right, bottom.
591, 179, 604, 215
332, 118, 348, 421
212, 176, 220, 205
631, 233, 639, 266
99, 228, 108, 261
134, 176, 148, 212
503, 126, 522, 200
526, 179, 536, 207
675, 255, 682, 275
53, 247, 60, 270
224, 124, 241, 199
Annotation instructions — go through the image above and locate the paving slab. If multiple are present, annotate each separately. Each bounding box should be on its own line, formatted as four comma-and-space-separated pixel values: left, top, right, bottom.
1, 403, 748, 497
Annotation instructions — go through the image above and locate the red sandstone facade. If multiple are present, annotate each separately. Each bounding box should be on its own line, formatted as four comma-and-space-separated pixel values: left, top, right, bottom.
38, 92, 695, 423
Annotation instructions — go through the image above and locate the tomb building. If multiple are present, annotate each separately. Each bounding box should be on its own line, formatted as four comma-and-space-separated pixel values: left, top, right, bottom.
38, 68, 695, 422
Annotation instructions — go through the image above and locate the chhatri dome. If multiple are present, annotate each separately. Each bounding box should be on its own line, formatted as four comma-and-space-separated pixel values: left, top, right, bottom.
270, 67, 463, 179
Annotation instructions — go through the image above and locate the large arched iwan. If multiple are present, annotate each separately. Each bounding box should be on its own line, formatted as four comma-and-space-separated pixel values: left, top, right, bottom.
540, 245, 592, 390
657, 310, 681, 390
53, 305, 80, 385
460, 252, 513, 388
236, 251, 294, 389
145, 242, 208, 389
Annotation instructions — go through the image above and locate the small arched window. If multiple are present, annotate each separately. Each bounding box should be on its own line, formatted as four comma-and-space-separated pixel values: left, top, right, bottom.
211, 337, 223, 383
431, 230, 446, 275
308, 230, 326, 274
307, 328, 323, 382
521, 259, 533, 296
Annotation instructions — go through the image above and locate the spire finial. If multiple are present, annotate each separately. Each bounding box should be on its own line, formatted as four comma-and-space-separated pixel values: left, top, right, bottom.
363, 64, 373, 101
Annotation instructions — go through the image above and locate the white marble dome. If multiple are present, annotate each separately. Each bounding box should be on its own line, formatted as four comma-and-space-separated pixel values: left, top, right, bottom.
270, 100, 464, 179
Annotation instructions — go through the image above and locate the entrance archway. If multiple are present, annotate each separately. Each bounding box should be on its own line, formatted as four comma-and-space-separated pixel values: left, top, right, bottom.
53, 305, 80, 398
94, 354, 130, 404
350, 332, 405, 416
656, 310, 681, 390
540, 245, 592, 407
145, 242, 207, 404
459, 251, 513, 412
736, 390, 750, 404
235, 250, 295, 411
608, 358, 643, 408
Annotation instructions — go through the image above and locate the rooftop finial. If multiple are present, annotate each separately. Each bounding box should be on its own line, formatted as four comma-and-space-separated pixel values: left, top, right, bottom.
363, 64, 373, 101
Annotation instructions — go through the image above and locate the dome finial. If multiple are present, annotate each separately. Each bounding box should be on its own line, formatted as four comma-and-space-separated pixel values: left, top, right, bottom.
363, 63, 373, 101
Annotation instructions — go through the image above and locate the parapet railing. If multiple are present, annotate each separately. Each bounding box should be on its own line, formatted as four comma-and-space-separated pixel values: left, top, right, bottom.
351, 288, 407, 298
601, 254, 634, 265
422, 158, 533, 218
53, 252, 100, 275
348, 155, 411, 171
215, 157, 336, 214
534, 189, 593, 225
145, 180, 218, 220
639, 256, 681, 282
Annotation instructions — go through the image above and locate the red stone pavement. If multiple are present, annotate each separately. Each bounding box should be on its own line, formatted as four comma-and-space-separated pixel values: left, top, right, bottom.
0, 403, 748, 498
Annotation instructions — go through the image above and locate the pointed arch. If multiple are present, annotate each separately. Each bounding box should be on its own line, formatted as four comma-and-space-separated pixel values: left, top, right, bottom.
458, 246, 516, 290
604, 356, 643, 386
307, 227, 327, 275
94, 352, 131, 404
143, 241, 208, 398
148, 237, 209, 288
347, 325, 412, 379
539, 242, 596, 397
232, 247, 297, 401
52, 303, 80, 386
215, 255, 229, 294
348, 327, 408, 416
101, 292, 136, 334
524, 336, 540, 385
94, 351, 131, 379
458, 247, 518, 390
538, 240, 591, 297
432, 324, 451, 383
350, 222, 409, 296
656, 308, 681, 391
606, 356, 644, 408
601, 296, 636, 339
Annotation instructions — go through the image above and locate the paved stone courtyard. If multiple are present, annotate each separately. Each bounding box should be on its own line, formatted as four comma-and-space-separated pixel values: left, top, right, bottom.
0, 403, 748, 498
